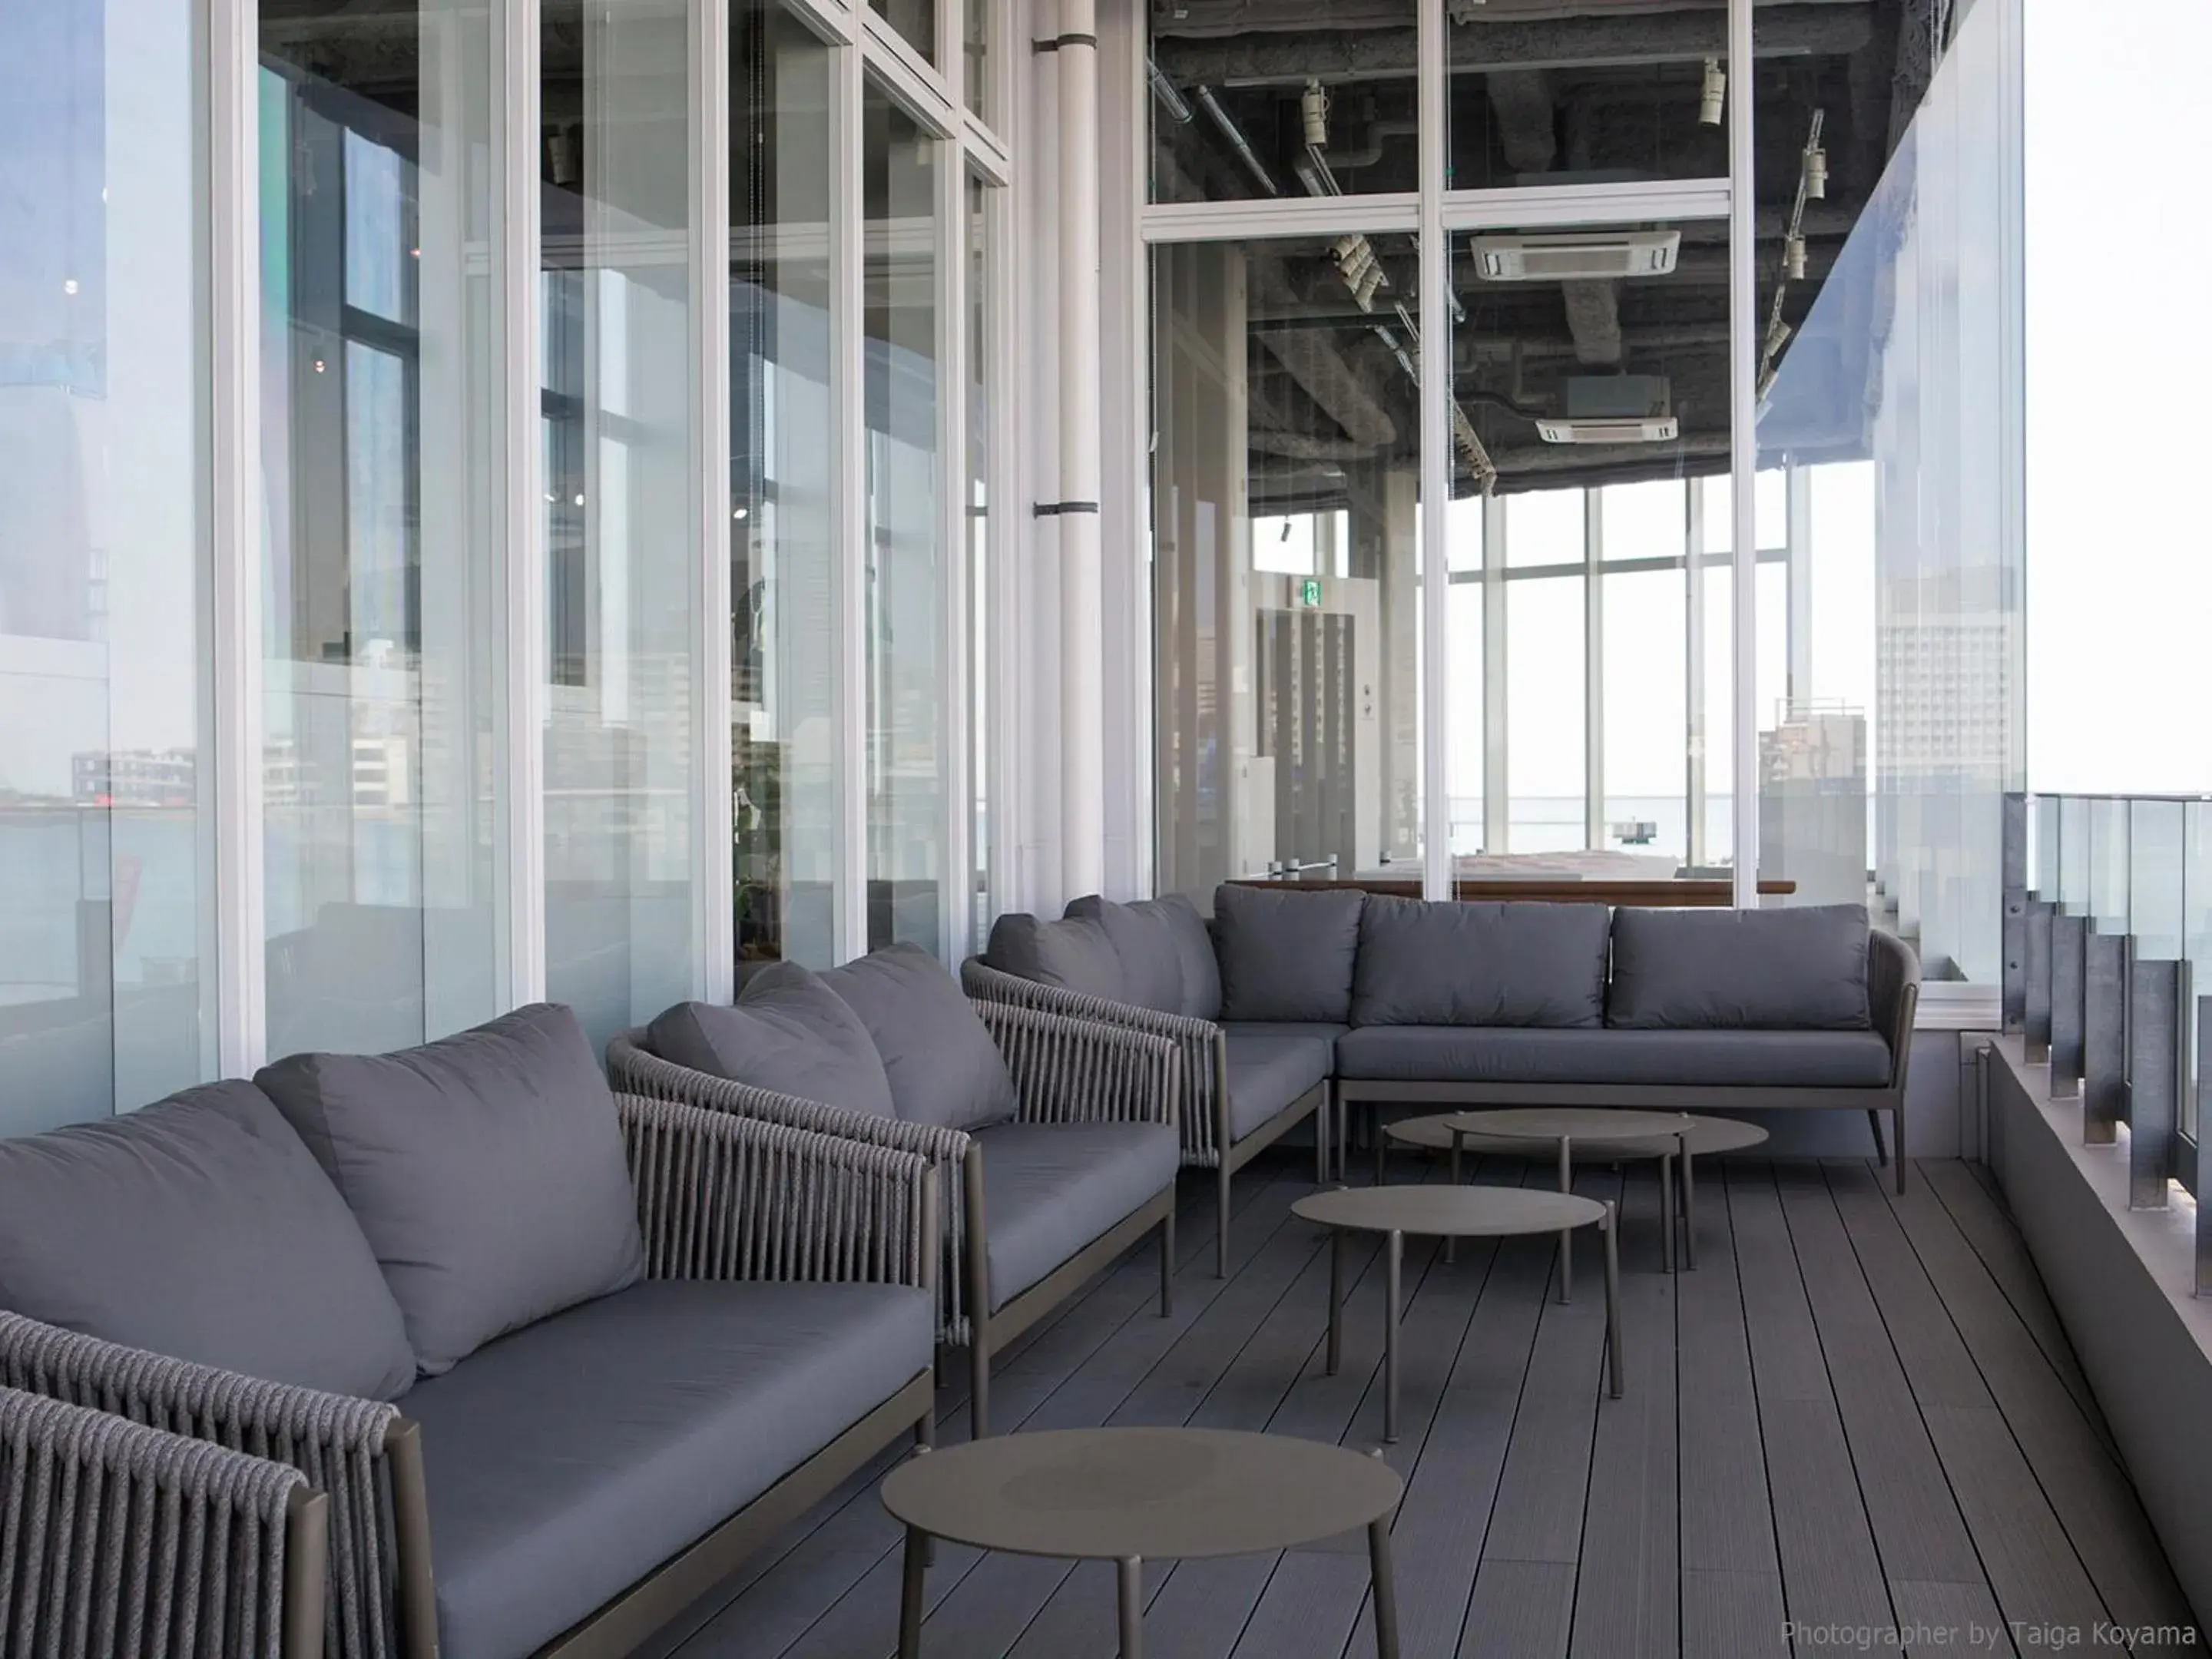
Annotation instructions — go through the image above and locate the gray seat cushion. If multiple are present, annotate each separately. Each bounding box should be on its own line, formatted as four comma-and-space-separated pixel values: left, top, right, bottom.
647, 963, 895, 1118
255, 1004, 646, 1376
405, 1279, 932, 1659
1352, 897, 1609, 1028
0, 1080, 416, 1402
1213, 884, 1366, 1024
820, 943, 1018, 1132
1608, 904, 1874, 1031
982, 912, 1126, 1003
975, 1121, 1180, 1311
1334, 1025, 1893, 1088
1065, 893, 1222, 1019
1220, 1023, 1342, 1140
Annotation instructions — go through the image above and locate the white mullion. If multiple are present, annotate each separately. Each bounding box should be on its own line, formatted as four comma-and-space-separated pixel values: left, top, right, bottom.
1141, 194, 1420, 245
1482, 495, 1508, 855
985, 172, 1018, 930
1098, 0, 1145, 899
938, 0, 962, 114
940, 151, 972, 963
1417, 0, 1449, 902
1686, 481, 1707, 868
1441, 177, 1731, 232
965, 114, 1012, 184
500, 0, 547, 1008
783, 0, 859, 48
860, 11, 959, 137
1585, 491, 1605, 851
1728, 0, 1759, 904
833, 35, 870, 962
210, 0, 266, 1075
694, 0, 734, 999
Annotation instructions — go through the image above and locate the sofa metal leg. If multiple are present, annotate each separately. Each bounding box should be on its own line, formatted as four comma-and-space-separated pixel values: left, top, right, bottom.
1894, 1108, 1907, 1195
969, 1332, 991, 1441
1161, 1205, 1175, 1317
1217, 1161, 1233, 1279
1867, 1108, 1889, 1166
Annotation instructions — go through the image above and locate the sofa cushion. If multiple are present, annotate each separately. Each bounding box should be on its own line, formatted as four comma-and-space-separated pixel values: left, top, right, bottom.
820, 942, 1018, 1131
255, 1004, 646, 1376
1220, 1023, 1341, 1140
1608, 904, 1874, 1031
646, 963, 895, 1118
1064, 893, 1223, 1020
0, 1081, 416, 1401
974, 1121, 1180, 1311
1213, 885, 1366, 1024
1334, 1025, 1892, 1088
1350, 897, 1609, 1028
404, 1278, 932, 1659
983, 912, 1125, 1004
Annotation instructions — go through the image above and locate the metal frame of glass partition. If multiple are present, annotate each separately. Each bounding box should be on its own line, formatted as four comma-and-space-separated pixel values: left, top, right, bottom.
187, 0, 1015, 1074
2008, 790, 2212, 1289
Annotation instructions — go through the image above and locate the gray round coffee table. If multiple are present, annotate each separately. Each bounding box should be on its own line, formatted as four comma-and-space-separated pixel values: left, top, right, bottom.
1290, 1184, 1621, 1443
1386, 1110, 1769, 1273
880, 1427, 1405, 1657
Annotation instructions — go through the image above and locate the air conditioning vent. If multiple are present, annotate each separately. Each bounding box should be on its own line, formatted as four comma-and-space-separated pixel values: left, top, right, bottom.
1537, 374, 1677, 444
1535, 416, 1681, 445
1471, 230, 1681, 282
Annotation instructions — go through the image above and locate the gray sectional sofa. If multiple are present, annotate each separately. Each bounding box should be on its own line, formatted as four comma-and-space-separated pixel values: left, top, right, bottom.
608, 942, 1182, 1440
968, 888, 1923, 1224
0, 1004, 939, 1659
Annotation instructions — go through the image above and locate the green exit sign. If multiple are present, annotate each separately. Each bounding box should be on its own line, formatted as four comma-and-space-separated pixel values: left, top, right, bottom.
1297, 578, 1323, 608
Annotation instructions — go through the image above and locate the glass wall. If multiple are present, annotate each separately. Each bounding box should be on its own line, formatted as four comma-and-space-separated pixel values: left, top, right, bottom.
260, 0, 506, 1060
541, 0, 699, 1048
0, 0, 213, 1131
1151, 233, 1426, 902
733, 6, 836, 969
863, 83, 945, 953
1757, 0, 2022, 983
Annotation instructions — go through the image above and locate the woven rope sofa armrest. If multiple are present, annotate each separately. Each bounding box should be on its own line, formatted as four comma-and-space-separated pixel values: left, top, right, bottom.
969, 998, 1181, 1131
0, 1311, 415, 1659
619, 1095, 940, 1299
1, 1383, 328, 1659
608, 1029, 968, 1164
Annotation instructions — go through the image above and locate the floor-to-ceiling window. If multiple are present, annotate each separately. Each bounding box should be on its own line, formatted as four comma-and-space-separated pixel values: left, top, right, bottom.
0, 0, 214, 1131
260, 0, 507, 1059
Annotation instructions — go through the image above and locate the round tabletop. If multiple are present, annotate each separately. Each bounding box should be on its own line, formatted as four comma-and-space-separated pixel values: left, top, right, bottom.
1386, 1111, 1769, 1160
1445, 1107, 1698, 1144
1293, 1183, 1608, 1238
879, 1428, 1402, 1561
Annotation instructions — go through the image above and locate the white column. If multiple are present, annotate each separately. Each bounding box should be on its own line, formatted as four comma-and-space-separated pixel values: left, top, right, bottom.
1056, 0, 1105, 899
1418, 0, 1451, 900
1729, 0, 1760, 903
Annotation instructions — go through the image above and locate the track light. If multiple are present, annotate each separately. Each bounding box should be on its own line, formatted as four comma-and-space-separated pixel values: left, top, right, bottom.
1699, 58, 1726, 126
1804, 141, 1829, 199
1784, 234, 1807, 281
1355, 266, 1385, 310
1301, 79, 1331, 150
1764, 316, 1793, 359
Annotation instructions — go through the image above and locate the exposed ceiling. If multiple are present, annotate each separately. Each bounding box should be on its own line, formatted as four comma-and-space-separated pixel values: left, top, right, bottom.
1151, 0, 1952, 507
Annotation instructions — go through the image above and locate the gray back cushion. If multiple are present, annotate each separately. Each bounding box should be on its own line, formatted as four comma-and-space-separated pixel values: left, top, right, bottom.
1064, 894, 1222, 1018
0, 1081, 416, 1401
1607, 904, 1874, 1031
1352, 897, 1610, 1028
820, 943, 1018, 1131
647, 963, 895, 1118
1213, 884, 1366, 1024
983, 912, 1125, 1004
255, 1003, 647, 1376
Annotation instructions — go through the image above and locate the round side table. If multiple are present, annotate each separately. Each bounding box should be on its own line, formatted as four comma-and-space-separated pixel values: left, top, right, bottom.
1291, 1184, 1621, 1443
880, 1427, 1406, 1658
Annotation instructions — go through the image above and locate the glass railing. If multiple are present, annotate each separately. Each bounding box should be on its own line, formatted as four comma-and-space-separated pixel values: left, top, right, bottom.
2011, 794, 2212, 1244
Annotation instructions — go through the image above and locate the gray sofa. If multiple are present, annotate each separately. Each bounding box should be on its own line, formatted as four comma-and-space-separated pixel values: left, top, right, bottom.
608, 942, 1181, 1441
968, 889, 1924, 1213
0, 1003, 939, 1659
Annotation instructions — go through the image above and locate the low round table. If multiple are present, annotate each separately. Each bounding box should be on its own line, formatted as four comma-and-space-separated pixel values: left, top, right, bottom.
1290, 1184, 1621, 1443
1386, 1111, 1769, 1274
880, 1427, 1406, 1658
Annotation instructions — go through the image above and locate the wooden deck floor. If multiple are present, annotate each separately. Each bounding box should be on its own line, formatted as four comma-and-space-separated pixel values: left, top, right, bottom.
640, 1151, 2201, 1659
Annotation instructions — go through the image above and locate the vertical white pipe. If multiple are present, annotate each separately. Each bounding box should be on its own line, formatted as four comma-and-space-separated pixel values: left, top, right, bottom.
210, 0, 267, 1074
831, 33, 869, 961
1058, 0, 1105, 900
1419, 0, 1451, 900
1729, 0, 1760, 905
692, 0, 733, 1001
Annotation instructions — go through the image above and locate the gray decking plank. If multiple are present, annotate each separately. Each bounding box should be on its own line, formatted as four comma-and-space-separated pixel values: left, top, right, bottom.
1681, 1569, 1789, 1659
1458, 1558, 1578, 1659
1773, 1161, 1985, 1587
1728, 1164, 1896, 1638
1887, 1578, 2017, 1656
1677, 1164, 1783, 1588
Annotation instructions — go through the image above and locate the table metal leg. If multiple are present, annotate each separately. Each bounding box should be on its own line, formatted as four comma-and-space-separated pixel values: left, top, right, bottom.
1326, 1228, 1345, 1376
1555, 1136, 1574, 1305
1369, 1515, 1400, 1659
1316, 1095, 1331, 1184
1677, 1131, 1697, 1270
1383, 1230, 1403, 1444
1374, 1114, 1387, 1186
1659, 1151, 1677, 1274
1118, 1557, 1144, 1658
1601, 1202, 1624, 1399
1337, 1100, 1349, 1184
899, 1525, 929, 1657
1445, 1129, 1463, 1264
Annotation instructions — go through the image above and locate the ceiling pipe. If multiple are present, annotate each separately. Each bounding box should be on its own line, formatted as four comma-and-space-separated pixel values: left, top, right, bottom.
1191, 85, 1280, 196
1147, 58, 1194, 124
